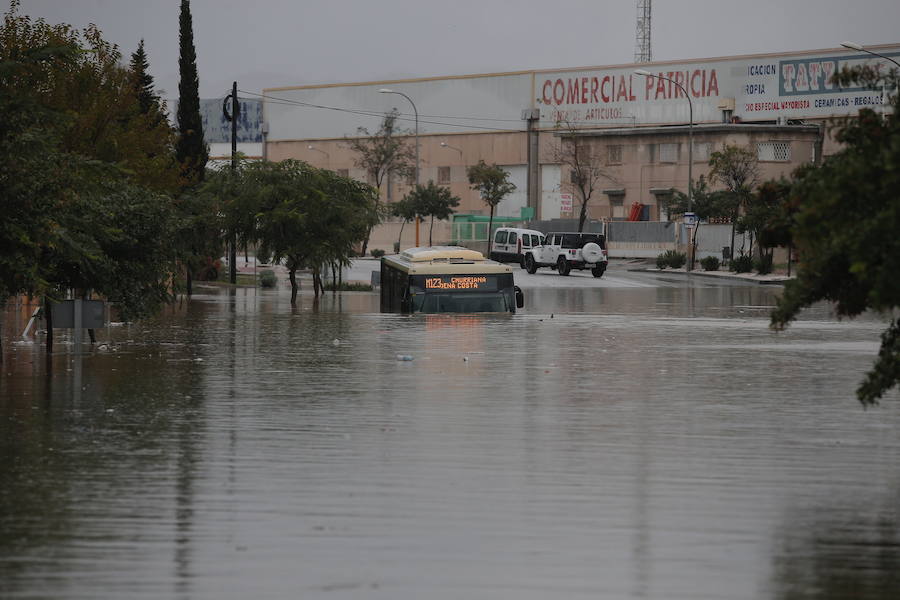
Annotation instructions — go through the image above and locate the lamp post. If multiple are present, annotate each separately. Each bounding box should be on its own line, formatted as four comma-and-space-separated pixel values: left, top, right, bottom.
636, 68, 694, 270
379, 88, 420, 247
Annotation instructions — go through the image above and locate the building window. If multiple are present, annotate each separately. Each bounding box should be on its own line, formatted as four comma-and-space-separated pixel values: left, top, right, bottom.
692, 142, 712, 163
658, 143, 679, 163
607, 145, 623, 164
337, 168, 349, 178
757, 141, 791, 162
437, 166, 451, 184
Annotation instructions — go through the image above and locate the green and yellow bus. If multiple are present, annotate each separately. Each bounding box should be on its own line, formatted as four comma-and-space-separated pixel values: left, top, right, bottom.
380, 247, 525, 314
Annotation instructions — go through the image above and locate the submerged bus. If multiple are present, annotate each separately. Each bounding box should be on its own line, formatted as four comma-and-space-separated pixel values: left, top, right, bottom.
380, 246, 525, 314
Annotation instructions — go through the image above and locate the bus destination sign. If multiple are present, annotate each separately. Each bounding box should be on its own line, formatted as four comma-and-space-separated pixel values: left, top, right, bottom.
424, 276, 498, 291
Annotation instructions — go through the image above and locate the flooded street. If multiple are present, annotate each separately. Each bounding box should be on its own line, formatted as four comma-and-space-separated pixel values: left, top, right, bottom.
2, 265, 899, 599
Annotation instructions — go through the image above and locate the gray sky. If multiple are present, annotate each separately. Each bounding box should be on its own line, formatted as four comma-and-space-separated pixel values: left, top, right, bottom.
16, 0, 900, 104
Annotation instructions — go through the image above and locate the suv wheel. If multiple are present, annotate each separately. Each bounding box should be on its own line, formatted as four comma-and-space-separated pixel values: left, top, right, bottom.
525, 254, 538, 274
591, 264, 606, 278
519, 255, 526, 269
557, 256, 571, 276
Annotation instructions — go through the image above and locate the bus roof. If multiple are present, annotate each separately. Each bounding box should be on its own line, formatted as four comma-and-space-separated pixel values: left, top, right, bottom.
383, 246, 513, 275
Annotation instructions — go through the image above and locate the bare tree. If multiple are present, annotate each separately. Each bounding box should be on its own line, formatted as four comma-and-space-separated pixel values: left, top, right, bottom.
347, 109, 415, 255
553, 123, 616, 232
708, 145, 759, 258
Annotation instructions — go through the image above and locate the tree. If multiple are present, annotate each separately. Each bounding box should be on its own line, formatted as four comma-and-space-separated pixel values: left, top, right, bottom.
771, 66, 900, 406
663, 175, 735, 222
347, 109, 415, 254
1, 3, 181, 320
403, 182, 460, 246
175, 0, 208, 187
0, 26, 77, 304
235, 160, 378, 303
662, 176, 739, 267
130, 39, 158, 117
311, 169, 380, 293
553, 124, 615, 232
181, 175, 228, 295
736, 178, 794, 266
708, 145, 759, 258
466, 161, 515, 254
391, 197, 419, 252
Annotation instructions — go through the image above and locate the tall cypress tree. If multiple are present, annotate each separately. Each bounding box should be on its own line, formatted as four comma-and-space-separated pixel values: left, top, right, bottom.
129, 39, 156, 115
175, 0, 207, 185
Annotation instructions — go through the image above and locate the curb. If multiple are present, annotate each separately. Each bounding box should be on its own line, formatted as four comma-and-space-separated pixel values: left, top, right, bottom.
627, 268, 792, 285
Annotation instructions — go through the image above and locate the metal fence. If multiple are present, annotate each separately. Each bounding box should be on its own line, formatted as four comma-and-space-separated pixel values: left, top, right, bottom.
451, 219, 751, 260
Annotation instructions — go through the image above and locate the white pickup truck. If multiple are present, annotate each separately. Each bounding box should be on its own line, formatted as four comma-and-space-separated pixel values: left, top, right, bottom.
523, 232, 608, 277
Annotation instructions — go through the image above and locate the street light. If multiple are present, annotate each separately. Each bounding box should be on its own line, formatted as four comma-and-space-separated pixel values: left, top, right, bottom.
841, 42, 899, 122
379, 88, 421, 247
307, 144, 329, 159
440, 141, 463, 157
840, 41, 900, 69
636, 68, 695, 270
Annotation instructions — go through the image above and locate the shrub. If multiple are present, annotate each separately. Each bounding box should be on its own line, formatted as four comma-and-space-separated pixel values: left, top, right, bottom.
700, 256, 720, 271
371, 248, 386, 258
656, 253, 669, 269
258, 269, 277, 288
656, 249, 686, 269
754, 253, 773, 275
731, 255, 753, 273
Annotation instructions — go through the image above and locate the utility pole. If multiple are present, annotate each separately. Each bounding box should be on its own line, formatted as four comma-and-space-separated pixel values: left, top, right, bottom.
224, 81, 240, 284
522, 108, 541, 221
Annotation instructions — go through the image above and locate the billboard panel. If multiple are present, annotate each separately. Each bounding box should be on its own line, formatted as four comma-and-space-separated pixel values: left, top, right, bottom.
535, 46, 900, 128
200, 98, 263, 143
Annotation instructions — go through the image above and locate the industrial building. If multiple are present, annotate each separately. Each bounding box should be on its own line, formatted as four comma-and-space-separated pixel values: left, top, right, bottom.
260, 44, 899, 250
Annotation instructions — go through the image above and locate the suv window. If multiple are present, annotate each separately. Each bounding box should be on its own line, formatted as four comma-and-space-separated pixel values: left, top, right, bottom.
554, 233, 606, 249
560, 234, 584, 249
494, 230, 508, 244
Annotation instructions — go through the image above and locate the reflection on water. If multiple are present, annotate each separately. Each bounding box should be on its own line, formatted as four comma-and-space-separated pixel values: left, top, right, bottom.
1, 281, 898, 599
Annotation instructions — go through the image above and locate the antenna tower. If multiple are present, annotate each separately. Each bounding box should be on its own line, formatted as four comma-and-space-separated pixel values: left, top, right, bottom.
634, 0, 652, 63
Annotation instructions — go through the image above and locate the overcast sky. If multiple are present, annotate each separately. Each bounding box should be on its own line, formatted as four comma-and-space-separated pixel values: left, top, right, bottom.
16, 0, 900, 105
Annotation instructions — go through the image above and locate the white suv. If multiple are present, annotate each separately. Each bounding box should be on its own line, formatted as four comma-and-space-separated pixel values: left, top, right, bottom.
524, 232, 608, 277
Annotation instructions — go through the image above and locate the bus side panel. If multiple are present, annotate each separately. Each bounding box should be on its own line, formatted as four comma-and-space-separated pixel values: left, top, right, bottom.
380, 261, 388, 311
380, 261, 410, 313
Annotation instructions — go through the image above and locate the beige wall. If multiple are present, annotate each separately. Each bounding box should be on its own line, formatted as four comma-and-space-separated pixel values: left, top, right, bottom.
547, 126, 821, 222
269, 123, 821, 247
268, 132, 529, 214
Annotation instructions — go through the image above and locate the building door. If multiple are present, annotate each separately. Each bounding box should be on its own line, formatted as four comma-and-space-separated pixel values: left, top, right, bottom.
540, 164, 561, 220
495, 165, 527, 217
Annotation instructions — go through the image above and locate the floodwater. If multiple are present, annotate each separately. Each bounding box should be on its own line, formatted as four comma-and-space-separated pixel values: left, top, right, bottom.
2, 266, 898, 599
